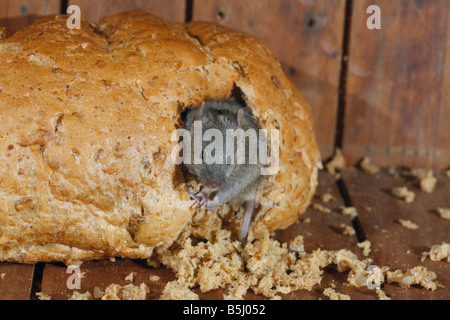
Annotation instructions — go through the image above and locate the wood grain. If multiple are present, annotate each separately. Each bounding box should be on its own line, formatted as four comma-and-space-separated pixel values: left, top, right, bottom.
343, 0, 450, 169
342, 168, 450, 299
0, 0, 60, 32
68, 0, 186, 23
193, 0, 347, 160
40, 259, 176, 300
0, 263, 34, 300
275, 170, 377, 300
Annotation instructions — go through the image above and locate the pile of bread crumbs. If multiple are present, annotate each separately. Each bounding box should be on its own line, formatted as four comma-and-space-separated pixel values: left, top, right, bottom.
82, 228, 441, 300
38, 224, 445, 300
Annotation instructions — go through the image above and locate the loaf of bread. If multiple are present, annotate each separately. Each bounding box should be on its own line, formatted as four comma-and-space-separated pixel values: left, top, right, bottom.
0, 10, 320, 264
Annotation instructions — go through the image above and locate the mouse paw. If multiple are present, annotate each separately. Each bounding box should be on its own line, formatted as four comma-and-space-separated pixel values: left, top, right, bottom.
204, 198, 220, 211
187, 187, 207, 208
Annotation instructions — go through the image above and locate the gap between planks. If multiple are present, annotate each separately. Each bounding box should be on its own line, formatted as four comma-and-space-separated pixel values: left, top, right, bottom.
333, 0, 353, 153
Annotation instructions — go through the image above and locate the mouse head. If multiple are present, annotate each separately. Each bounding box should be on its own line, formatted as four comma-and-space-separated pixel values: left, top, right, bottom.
183, 101, 245, 190
193, 100, 246, 131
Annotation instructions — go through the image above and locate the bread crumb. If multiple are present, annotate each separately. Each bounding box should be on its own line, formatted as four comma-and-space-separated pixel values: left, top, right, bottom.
347, 264, 386, 289
418, 170, 437, 193
398, 219, 419, 230
0, 273, 5, 280
125, 272, 135, 282
93, 287, 104, 299
326, 148, 346, 177
340, 224, 356, 236
223, 284, 248, 300
391, 187, 415, 203
160, 281, 199, 300
364, 205, 372, 212
386, 266, 440, 290
149, 275, 161, 282
312, 203, 331, 213
357, 240, 371, 257
446, 169, 450, 177
320, 193, 336, 203
323, 287, 351, 300
68, 291, 93, 300
102, 283, 149, 300
376, 289, 391, 300
360, 157, 379, 174
155, 227, 378, 299
421, 243, 450, 262
302, 217, 311, 224
437, 208, 450, 220
36, 292, 52, 300
223, 273, 253, 300
288, 235, 305, 254
340, 206, 358, 219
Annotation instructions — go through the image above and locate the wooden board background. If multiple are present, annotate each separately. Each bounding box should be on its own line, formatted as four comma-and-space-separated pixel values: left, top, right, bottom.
343, 0, 450, 169
0, 0, 60, 31
68, 0, 186, 23
0, 0, 448, 168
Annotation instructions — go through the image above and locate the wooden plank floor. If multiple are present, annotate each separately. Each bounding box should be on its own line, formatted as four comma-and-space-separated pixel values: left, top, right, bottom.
0, 169, 448, 300
341, 168, 449, 300
0, 263, 34, 300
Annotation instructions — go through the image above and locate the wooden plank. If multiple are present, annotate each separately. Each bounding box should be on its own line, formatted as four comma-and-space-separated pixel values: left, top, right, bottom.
343, 0, 450, 169
193, 0, 347, 160
0, 263, 34, 300
68, 0, 186, 23
0, 0, 60, 32
276, 170, 361, 253
275, 170, 377, 300
342, 168, 450, 299
40, 259, 176, 300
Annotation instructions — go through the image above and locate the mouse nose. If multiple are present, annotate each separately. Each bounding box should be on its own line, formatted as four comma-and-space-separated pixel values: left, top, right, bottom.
206, 182, 219, 190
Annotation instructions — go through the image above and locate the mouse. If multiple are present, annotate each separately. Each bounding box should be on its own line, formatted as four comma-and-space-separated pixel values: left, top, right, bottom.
182, 99, 264, 245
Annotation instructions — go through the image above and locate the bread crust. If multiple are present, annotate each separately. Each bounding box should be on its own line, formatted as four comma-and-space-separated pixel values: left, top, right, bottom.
0, 11, 320, 264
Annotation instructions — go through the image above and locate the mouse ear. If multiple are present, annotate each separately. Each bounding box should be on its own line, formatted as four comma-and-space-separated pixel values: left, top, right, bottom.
230, 108, 245, 129
194, 101, 214, 124
236, 108, 245, 127
194, 101, 206, 122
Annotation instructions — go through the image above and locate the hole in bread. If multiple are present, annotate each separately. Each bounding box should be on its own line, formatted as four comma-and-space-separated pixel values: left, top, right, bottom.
54, 113, 64, 133
229, 85, 246, 107
216, 10, 225, 21
95, 148, 105, 161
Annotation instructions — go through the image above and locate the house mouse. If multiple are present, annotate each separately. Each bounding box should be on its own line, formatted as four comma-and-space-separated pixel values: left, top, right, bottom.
182, 99, 263, 245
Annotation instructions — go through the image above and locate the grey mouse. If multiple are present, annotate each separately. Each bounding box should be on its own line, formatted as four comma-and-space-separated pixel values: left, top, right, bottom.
182, 99, 263, 244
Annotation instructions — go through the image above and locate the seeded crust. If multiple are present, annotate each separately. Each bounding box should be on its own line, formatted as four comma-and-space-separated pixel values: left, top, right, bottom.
0, 10, 320, 264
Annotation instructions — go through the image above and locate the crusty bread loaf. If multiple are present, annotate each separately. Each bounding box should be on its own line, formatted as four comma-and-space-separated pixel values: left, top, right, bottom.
0, 10, 320, 264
